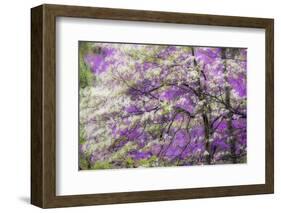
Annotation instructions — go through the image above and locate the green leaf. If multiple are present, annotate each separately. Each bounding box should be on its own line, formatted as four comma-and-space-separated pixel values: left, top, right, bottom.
92, 161, 112, 169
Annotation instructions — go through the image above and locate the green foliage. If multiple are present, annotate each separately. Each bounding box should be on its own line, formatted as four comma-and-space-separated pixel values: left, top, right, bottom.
79, 126, 87, 144
128, 47, 161, 64
125, 157, 135, 167
138, 155, 158, 167
79, 42, 94, 88
147, 124, 162, 136
80, 62, 94, 88
79, 157, 89, 170
92, 161, 112, 169
110, 141, 137, 162
161, 101, 172, 115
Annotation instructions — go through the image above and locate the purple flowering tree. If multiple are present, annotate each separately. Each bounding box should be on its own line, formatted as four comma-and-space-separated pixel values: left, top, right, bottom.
79, 42, 247, 170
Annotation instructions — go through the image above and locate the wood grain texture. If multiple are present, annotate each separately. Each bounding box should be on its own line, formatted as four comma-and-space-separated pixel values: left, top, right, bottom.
31, 4, 274, 208
31, 5, 43, 207
265, 20, 274, 193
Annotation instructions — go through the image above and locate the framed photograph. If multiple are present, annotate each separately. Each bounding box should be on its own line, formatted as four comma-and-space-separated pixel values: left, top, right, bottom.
31, 4, 274, 208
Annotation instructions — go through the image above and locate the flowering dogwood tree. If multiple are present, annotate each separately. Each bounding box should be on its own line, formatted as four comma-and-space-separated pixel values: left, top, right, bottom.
79, 42, 247, 170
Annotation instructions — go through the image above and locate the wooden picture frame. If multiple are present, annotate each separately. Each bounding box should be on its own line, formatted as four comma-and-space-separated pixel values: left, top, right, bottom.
31, 4, 274, 208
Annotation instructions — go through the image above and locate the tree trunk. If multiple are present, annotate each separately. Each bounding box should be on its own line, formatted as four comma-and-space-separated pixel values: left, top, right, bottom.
222, 48, 237, 163
191, 48, 212, 164
202, 113, 211, 164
